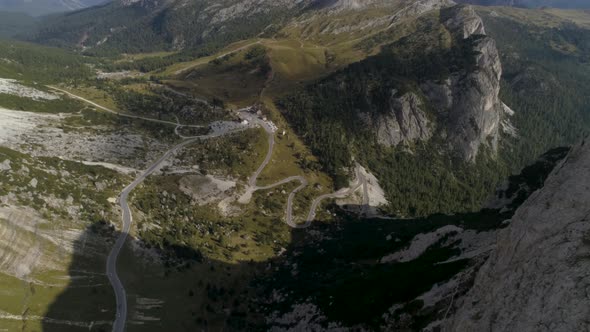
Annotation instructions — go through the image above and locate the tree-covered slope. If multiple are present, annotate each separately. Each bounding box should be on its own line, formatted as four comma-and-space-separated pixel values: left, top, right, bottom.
279, 5, 510, 217
277, 4, 590, 217
0, 0, 106, 16
29, 0, 305, 55
0, 39, 93, 82
0, 11, 37, 38
477, 7, 590, 166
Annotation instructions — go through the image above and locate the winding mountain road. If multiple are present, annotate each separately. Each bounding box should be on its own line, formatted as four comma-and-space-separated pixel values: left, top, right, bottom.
108, 127, 247, 332
239, 110, 368, 228
60, 89, 368, 331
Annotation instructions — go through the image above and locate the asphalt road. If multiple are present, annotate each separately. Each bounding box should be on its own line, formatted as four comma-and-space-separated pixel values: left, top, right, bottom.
303, 165, 365, 228
59, 89, 368, 331
108, 127, 247, 332
57, 88, 247, 332
242, 111, 368, 228
107, 135, 205, 332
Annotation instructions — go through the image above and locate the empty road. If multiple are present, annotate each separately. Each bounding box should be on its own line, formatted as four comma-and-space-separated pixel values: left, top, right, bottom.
61, 89, 368, 331
239, 109, 368, 228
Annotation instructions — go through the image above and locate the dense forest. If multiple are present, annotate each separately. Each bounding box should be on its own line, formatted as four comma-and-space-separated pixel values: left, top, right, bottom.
0, 12, 37, 38
29, 0, 291, 57
279, 20, 506, 217
279, 11, 590, 217
0, 39, 93, 82
479, 11, 590, 167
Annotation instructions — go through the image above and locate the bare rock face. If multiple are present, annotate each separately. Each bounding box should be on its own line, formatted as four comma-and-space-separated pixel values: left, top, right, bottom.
442, 4, 486, 37
358, 4, 503, 158
422, 5, 503, 161
207, 0, 305, 24
388, 0, 456, 26
365, 91, 432, 146
119, 0, 164, 8
447, 139, 590, 331
450, 37, 502, 160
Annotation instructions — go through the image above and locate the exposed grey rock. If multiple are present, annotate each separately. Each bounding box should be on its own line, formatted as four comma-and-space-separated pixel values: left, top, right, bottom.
208, 0, 305, 24
388, 0, 456, 27
363, 91, 433, 146
422, 5, 504, 161
0, 160, 10, 171
448, 36, 502, 160
446, 139, 590, 332
442, 4, 486, 38
420, 78, 453, 111
356, 4, 505, 158
380, 225, 463, 263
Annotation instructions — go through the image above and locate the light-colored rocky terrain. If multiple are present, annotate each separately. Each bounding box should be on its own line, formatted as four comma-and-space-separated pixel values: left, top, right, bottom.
0, 79, 58, 100
425, 5, 504, 160
355, 4, 507, 160
447, 139, 590, 331
362, 91, 432, 147
0, 107, 168, 170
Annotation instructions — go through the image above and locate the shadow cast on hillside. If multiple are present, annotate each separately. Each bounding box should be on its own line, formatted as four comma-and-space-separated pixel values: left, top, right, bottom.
42, 203, 510, 332
41, 222, 116, 332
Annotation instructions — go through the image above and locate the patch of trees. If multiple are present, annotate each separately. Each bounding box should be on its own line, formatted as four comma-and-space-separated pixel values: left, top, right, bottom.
0, 39, 94, 83
278, 25, 515, 217
481, 13, 590, 167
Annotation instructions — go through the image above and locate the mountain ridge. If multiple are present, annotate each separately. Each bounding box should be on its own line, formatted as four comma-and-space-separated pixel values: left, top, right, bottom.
456, 0, 590, 9
0, 0, 106, 16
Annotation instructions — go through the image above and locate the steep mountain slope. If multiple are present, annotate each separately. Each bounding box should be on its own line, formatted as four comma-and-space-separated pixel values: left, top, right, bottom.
0, 39, 93, 82
456, 0, 590, 8
24, 0, 590, 219
29, 0, 457, 55
279, 4, 511, 216
447, 138, 590, 331
0, 0, 105, 16
477, 6, 590, 166
0, 11, 37, 38
30, 0, 306, 54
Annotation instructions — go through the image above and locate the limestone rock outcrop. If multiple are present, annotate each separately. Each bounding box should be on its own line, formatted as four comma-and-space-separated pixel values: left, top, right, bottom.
368, 4, 504, 160
363, 91, 432, 146
421, 5, 503, 160
447, 139, 590, 331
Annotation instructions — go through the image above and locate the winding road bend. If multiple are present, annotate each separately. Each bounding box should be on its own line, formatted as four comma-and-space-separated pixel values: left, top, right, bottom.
59, 89, 368, 331
239, 110, 369, 228
108, 127, 247, 332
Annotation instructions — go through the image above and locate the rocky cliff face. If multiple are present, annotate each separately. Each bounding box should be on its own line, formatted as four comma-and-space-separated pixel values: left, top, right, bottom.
362, 91, 432, 146
421, 5, 503, 160
447, 139, 590, 331
364, 5, 505, 160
